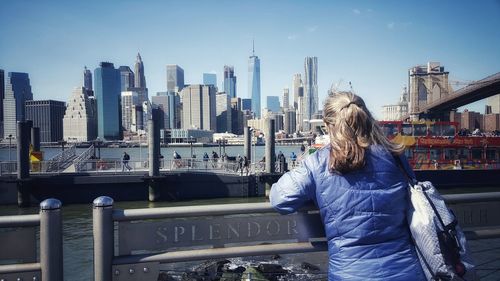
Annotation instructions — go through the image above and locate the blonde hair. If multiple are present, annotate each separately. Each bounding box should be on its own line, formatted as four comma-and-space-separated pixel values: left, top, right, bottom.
323, 91, 404, 174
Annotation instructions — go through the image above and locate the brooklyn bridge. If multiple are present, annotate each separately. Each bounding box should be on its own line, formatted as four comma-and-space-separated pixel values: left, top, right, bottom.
407, 62, 500, 121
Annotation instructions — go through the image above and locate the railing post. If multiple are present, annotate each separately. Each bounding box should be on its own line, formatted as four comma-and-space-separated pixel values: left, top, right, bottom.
40, 198, 63, 281
93, 196, 114, 281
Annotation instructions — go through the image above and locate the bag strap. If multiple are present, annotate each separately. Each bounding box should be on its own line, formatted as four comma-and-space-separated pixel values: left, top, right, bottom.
393, 154, 418, 186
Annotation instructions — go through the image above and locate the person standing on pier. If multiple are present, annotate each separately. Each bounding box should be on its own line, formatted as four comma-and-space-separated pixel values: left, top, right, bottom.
122, 152, 132, 172
270, 91, 426, 281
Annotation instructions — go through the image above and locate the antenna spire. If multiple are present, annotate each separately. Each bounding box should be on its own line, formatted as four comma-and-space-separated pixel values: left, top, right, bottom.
252, 39, 255, 56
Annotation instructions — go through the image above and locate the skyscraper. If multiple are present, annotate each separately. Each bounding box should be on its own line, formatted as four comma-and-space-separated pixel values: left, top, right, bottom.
487, 95, 500, 114
203, 73, 217, 87
248, 42, 261, 118
283, 88, 290, 110
63, 87, 97, 142
0, 69, 4, 135
121, 91, 140, 132
166, 65, 185, 92
223, 65, 237, 98
3, 72, 33, 138
84, 66, 93, 96
267, 96, 281, 113
216, 92, 232, 133
119, 66, 135, 91
94, 62, 122, 140
292, 73, 302, 110
180, 85, 216, 131
242, 98, 252, 111
26, 100, 66, 142
134, 53, 146, 89
304, 57, 318, 127
152, 93, 169, 130
296, 85, 304, 132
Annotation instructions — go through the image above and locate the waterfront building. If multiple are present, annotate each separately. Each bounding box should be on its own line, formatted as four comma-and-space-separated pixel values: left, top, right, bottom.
266, 96, 280, 113
484, 113, 500, 131
292, 73, 302, 110
152, 93, 169, 130
0, 69, 4, 136
408, 62, 451, 120
216, 92, 232, 133
231, 97, 242, 111
168, 92, 181, 129
283, 88, 290, 110
381, 87, 409, 121
223, 65, 237, 98
487, 95, 500, 114
170, 128, 213, 144
134, 53, 146, 89
121, 91, 140, 132
304, 57, 318, 129
130, 105, 144, 133
242, 98, 252, 111
203, 73, 217, 87
63, 87, 97, 142
180, 84, 216, 131
461, 110, 483, 131
83, 66, 94, 97
269, 112, 284, 132
3, 72, 32, 139
166, 65, 185, 92
155, 92, 182, 129
296, 85, 304, 132
26, 100, 65, 143
284, 108, 296, 134
247, 117, 268, 133
230, 97, 244, 135
94, 62, 122, 140
231, 107, 244, 135
248, 44, 261, 118
119, 66, 135, 91
126, 87, 148, 106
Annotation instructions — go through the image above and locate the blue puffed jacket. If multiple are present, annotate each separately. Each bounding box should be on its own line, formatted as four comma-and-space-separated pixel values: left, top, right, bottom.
270, 145, 426, 281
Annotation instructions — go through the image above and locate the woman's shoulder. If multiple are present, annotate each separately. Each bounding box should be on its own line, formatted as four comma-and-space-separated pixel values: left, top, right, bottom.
302, 145, 330, 171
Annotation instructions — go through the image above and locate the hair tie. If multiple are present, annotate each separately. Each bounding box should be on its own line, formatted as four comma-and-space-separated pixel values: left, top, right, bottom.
342, 101, 360, 110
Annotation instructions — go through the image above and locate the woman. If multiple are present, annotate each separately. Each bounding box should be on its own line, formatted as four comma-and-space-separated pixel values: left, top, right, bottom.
270, 91, 425, 280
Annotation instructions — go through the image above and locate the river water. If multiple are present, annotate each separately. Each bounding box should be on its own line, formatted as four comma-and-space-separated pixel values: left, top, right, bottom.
0, 146, 499, 280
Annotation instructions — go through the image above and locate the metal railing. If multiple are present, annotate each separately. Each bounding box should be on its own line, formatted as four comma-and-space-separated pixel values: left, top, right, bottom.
0, 198, 63, 281
45, 144, 77, 172
74, 144, 95, 172
93, 192, 500, 281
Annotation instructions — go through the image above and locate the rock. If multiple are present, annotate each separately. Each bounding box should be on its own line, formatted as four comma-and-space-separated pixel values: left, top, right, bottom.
242, 267, 269, 281
300, 261, 321, 272
257, 263, 288, 281
220, 264, 246, 281
271, 254, 281, 260
185, 259, 230, 280
157, 272, 177, 281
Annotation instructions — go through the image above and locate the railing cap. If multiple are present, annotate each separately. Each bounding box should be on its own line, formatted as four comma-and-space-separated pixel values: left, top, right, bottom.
93, 196, 114, 207
40, 198, 62, 210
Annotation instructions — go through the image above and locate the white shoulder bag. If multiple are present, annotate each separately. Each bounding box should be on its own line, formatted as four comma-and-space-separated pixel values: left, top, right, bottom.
395, 156, 476, 281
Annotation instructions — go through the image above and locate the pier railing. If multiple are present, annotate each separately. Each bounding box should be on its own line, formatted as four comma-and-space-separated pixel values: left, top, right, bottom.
93, 192, 500, 281
74, 144, 95, 172
45, 144, 77, 172
0, 199, 63, 281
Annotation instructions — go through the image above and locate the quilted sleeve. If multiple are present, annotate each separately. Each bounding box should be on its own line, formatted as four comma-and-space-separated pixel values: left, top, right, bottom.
269, 161, 315, 214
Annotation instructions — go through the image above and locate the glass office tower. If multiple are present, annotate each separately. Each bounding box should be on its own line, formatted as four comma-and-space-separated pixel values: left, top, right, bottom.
94, 62, 122, 140
248, 44, 261, 118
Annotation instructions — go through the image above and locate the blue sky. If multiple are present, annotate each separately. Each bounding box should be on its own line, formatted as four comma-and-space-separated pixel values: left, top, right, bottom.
1, 0, 499, 118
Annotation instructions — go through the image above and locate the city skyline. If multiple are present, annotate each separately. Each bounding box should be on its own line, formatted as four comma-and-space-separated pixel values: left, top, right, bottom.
1, 1, 499, 118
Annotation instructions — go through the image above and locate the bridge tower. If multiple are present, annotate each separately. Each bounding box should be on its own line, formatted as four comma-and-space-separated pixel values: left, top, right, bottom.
408, 62, 451, 120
